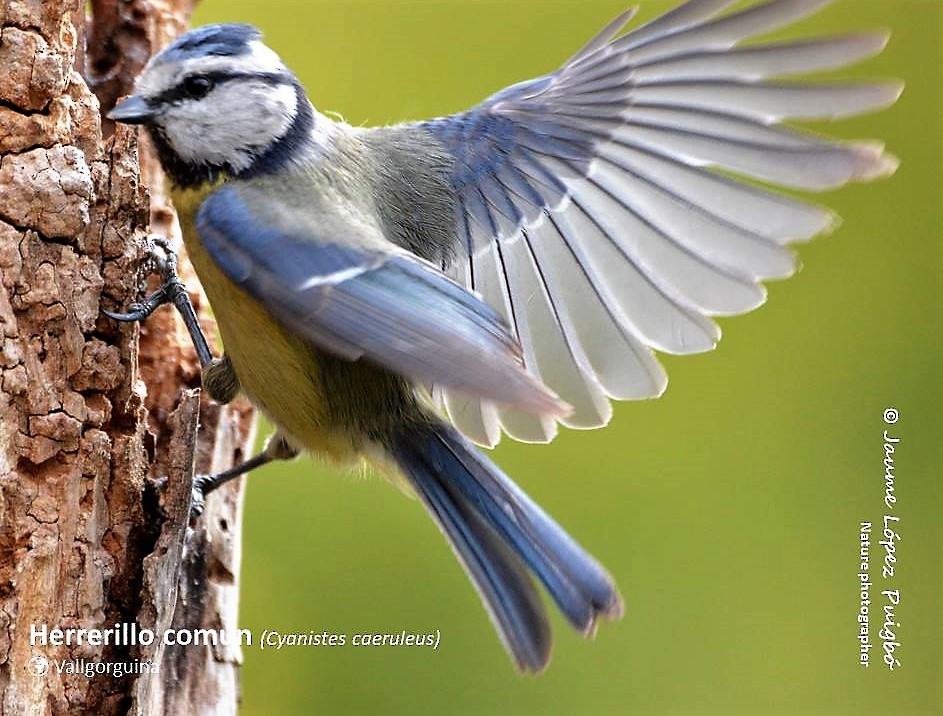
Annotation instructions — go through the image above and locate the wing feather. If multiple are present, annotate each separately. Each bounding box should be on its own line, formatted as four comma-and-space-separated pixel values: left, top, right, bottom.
631, 33, 890, 81
415, 0, 900, 444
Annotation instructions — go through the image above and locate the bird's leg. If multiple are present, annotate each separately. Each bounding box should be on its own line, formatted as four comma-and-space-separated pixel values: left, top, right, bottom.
190, 432, 300, 518
105, 235, 214, 368
107, 236, 272, 519
104, 235, 240, 404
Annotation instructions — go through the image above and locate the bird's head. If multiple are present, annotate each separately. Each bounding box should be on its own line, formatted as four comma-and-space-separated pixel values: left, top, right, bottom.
109, 24, 319, 186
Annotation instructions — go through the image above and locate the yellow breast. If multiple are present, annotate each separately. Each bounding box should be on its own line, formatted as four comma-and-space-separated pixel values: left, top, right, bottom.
172, 184, 359, 461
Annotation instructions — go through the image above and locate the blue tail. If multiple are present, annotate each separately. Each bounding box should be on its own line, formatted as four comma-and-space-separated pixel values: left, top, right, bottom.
389, 419, 623, 672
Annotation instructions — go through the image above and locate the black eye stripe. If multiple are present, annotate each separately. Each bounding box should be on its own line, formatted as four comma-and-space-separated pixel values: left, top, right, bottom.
154, 70, 291, 105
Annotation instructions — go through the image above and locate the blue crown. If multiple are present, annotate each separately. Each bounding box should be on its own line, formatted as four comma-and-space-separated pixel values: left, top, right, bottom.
158, 24, 262, 63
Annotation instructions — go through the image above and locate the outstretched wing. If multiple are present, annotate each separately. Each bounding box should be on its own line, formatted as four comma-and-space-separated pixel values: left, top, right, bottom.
419, 0, 902, 446
195, 184, 567, 417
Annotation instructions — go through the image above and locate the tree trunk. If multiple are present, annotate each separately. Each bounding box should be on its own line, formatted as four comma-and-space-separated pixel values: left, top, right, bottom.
0, 1, 256, 714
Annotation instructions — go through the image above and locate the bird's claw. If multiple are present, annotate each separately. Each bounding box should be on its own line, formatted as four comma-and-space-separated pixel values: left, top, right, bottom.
140, 234, 178, 281
104, 235, 214, 366
190, 474, 213, 520
103, 293, 168, 323
104, 235, 184, 324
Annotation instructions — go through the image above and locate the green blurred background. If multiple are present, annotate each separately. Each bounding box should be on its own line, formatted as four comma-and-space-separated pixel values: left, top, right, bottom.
189, 1, 941, 713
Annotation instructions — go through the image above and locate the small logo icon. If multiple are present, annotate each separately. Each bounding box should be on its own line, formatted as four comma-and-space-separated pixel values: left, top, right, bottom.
28, 655, 49, 677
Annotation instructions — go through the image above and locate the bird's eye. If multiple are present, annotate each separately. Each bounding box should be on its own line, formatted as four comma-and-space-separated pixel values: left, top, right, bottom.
183, 76, 213, 99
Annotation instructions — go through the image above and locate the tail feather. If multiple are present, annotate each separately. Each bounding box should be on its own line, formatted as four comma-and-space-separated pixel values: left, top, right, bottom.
405, 449, 552, 672
389, 419, 623, 671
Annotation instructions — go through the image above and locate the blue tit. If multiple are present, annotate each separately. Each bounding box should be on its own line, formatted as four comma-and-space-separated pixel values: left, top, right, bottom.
107, 0, 901, 672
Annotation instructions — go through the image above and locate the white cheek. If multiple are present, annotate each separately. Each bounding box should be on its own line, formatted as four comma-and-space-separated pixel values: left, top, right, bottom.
246, 83, 296, 139
161, 81, 297, 170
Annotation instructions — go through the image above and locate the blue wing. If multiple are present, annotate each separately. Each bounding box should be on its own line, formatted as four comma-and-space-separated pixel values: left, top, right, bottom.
418, 0, 901, 445
196, 184, 567, 417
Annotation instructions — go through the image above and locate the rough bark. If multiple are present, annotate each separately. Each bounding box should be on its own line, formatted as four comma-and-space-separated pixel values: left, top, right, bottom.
0, 1, 256, 714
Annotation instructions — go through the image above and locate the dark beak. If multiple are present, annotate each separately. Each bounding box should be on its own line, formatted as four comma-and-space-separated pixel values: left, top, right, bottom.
108, 95, 156, 125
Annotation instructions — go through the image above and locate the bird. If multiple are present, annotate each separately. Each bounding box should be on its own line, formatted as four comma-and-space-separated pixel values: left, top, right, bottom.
106, 0, 901, 672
